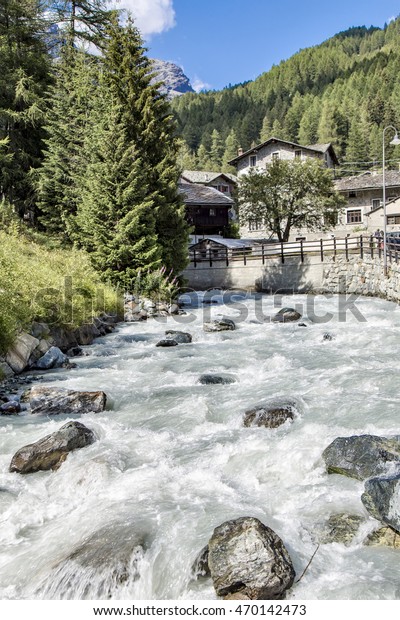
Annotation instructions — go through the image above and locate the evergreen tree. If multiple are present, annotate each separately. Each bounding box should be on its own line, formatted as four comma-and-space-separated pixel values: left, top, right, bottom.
0, 0, 51, 217
76, 93, 161, 287
176, 139, 197, 170
344, 118, 370, 172
47, 0, 114, 48
209, 128, 224, 169
197, 143, 211, 170
77, 16, 188, 281
36, 48, 97, 238
259, 115, 272, 142
222, 129, 239, 172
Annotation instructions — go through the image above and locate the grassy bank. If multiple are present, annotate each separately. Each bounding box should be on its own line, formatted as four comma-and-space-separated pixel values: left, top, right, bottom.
0, 228, 121, 355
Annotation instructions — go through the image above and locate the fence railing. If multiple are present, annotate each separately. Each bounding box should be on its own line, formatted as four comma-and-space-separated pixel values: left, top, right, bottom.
188, 236, 400, 268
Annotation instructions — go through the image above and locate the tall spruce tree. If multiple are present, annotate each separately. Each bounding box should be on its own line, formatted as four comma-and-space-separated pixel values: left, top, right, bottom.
0, 0, 51, 216
47, 0, 113, 47
36, 48, 98, 238
76, 93, 161, 287
76, 16, 188, 282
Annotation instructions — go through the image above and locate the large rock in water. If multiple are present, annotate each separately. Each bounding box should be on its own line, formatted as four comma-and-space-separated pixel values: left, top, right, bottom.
313, 513, 364, 545
361, 474, 400, 532
208, 517, 295, 600
364, 526, 400, 549
322, 435, 400, 481
39, 524, 145, 599
165, 330, 192, 344
272, 308, 302, 323
243, 399, 298, 429
6, 332, 40, 373
203, 318, 236, 333
9, 421, 95, 473
34, 346, 68, 370
27, 386, 107, 415
199, 374, 236, 385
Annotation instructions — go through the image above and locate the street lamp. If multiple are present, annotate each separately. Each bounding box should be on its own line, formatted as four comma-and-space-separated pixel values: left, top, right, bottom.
383, 126, 400, 276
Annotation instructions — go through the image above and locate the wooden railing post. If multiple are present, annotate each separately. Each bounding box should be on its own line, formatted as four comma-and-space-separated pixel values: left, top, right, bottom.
208, 248, 212, 267
280, 241, 285, 264
300, 239, 304, 263
262, 244, 265, 265
360, 235, 363, 260
320, 239, 324, 262
193, 250, 197, 268
370, 235, 374, 259
333, 237, 337, 262
345, 236, 349, 261
225, 247, 229, 267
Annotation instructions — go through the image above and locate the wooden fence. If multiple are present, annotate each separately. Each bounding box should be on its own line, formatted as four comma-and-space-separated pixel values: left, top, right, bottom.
188, 236, 400, 268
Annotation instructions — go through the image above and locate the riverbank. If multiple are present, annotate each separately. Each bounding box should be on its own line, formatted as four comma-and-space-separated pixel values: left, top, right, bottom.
1, 292, 400, 599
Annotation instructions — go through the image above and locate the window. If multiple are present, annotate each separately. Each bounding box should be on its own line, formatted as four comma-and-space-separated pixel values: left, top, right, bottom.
250, 155, 257, 167
348, 191, 357, 198
294, 150, 302, 159
372, 199, 381, 210
217, 184, 229, 193
272, 152, 280, 161
346, 209, 362, 224
248, 220, 263, 231
387, 215, 400, 225
209, 208, 216, 217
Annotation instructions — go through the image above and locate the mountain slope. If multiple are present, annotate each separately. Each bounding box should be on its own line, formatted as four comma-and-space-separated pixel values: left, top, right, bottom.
151, 59, 194, 99
172, 19, 400, 173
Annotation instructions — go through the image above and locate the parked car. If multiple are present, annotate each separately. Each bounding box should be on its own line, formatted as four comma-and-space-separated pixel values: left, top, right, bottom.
386, 232, 400, 245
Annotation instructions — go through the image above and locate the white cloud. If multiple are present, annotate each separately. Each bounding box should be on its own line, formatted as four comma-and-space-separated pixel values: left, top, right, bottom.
112, 0, 176, 38
192, 77, 211, 93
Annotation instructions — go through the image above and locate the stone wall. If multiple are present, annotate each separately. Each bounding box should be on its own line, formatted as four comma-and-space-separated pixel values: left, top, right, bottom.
322, 255, 400, 303
185, 253, 400, 306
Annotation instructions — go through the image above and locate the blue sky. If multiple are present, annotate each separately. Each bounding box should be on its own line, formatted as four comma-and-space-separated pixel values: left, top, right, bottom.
116, 1, 400, 91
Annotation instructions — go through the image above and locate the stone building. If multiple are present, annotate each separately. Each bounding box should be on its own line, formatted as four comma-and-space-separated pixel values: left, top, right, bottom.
178, 182, 234, 236
228, 137, 338, 178
180, 170, 237, 198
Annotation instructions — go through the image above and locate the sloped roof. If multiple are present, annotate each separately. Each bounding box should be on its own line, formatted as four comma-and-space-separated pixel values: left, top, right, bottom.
334, 171, 400, 191
179, 182, 234, 206
365, 195, 400, 216
228, 137, 339, 166
189, 236, 260, 249
181, 170, 238, 185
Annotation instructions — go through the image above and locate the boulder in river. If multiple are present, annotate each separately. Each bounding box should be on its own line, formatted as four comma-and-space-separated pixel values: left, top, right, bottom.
34, 346, 69, 370
6, 332, 40, 373
0, 400, 21, 415
9, 421, 96, 473
39, 524, 146, 599
322, 435, 400, 481
156, 339, 179, 348
364, 526, 400, 549
165, 330, 192, 344
272, 308, 302, 323
27, 386, 108, 415
198, 374, 236, 385
203, 318, 236, 333
208, 516, 295, 600
243, 399, 298, 429
361, 474, 400, 533
314, 513, 364, 545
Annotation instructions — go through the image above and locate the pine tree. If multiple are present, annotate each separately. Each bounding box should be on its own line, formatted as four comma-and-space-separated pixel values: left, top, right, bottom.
36, 48, 98, 238
197, 143, 211, 170
47, 0, 114, 48
76, 94, 161, 287
222, 129, 239, 172
77, 16, 188, 280
176, 139, 197, 170
209, 129, 224, 169
344, 118, 370, 172
259, 115, 272, 142
0, 0, 51, 217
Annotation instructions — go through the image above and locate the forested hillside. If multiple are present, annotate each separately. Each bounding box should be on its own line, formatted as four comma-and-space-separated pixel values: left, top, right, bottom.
172, 20, 400, 174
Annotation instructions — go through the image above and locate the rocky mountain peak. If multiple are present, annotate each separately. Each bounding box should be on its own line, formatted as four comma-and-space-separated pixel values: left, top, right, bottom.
150, 59, 194, 99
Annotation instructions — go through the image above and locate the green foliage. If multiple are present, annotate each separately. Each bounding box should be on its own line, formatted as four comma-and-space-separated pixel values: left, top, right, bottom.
0, 0, 51, 217
134, 267, 179, 303
173, 18, 400, 173
0, 228, 119, 354
237, 159, 345, 242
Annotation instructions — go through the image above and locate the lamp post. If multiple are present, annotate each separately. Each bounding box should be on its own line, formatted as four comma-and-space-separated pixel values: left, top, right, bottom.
382, 126, 400, 276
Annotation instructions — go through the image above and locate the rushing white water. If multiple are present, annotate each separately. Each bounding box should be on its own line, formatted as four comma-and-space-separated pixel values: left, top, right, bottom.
1, 291, 400, 600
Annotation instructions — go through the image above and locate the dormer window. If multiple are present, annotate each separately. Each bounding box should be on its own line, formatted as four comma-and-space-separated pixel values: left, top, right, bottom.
250, 155, 257, 167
